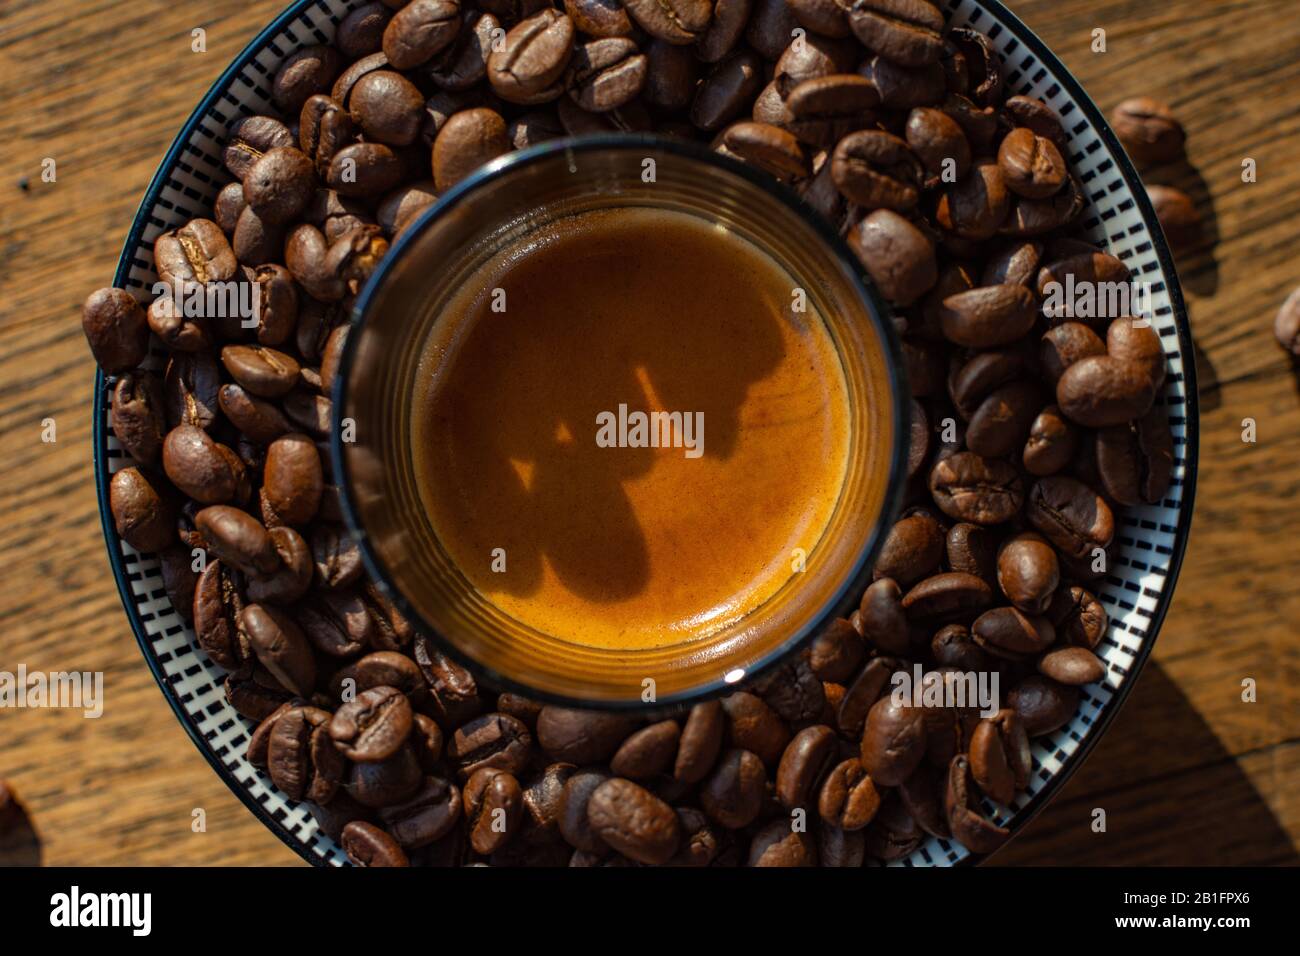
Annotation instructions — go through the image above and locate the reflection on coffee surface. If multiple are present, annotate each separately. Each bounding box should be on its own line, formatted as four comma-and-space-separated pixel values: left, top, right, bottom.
412, 207, 850, 649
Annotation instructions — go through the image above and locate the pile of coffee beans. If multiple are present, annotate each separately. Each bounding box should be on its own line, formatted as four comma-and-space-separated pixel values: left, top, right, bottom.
83, 0, 1177, 865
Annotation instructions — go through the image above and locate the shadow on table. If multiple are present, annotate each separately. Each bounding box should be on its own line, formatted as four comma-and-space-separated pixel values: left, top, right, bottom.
991, 662, 1297, 865
0, 804, 41, 867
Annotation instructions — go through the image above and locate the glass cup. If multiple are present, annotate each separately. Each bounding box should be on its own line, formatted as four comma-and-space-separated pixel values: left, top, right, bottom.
333, 134, 907, 708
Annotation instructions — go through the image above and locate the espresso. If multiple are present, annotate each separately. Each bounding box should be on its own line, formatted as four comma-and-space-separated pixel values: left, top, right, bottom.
411, 207, 850, 650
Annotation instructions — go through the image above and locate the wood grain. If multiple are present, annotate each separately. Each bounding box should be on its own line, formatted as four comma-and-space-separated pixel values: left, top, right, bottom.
0, 0, 1296, 866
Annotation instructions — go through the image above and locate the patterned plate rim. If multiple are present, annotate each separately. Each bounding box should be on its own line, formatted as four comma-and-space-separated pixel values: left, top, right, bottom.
90, 0, 1200, 867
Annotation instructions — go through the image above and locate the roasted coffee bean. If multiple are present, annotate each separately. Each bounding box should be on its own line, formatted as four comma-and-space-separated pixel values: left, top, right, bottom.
337, 2, 393, 59
268, 705, 342, 802
1023, 404, 1078, 476
297, 588, 371, 657
930, 623, 990, 671
721, 692, 790, 767
673, 700, 724, 783
241, 602, 317, 697
945, 754, 1008, 852
558, 767, 612, 852
147, 290, 211, 353
837, 656, 899, 737
1110, 96, 1185, 165
341, 820, 409, 866
831, 130, 921, 211
224, 116, 296, 182
221, 345, 301, 399
971, 606, 1055, 659
998, 127, 1066, 199
82, 288, 150, 374
808, 618, 866, 683
929, 453, 1025, 525
982, 239, 1042, 287
643, 40, 699, 111
860, 696, 926, 786
347, 70, 426, 146
447, 712, 533, 779
847, 0, 944, 67
775, 725, 836, 808
432, 108, 510, 191
897, 765, 947, 838
217, 384, 289, 445
566, 38, 647, 112
699, 748, 766, 828
587, 778, 681, 864
692, 50, 764, 131
347, 745, 424, 808
565, 0, 634, 37
697, 0, 751, 61
749, 656, 824, 725
857, 577, 910, 655
273, 45, 341, 114
1040, 321, 1106, 386
487, 10, 574, 103
784, 73, 879, 147
327, 141, 405, 197
195, 505, 278, 576
721, 122, 807, 181
1025, 475, 1115, 559
331, 686, 414, 762
246, 525, 313, 605
262, 433, 323, 526
905, 106, 970, 180
1048, 585, 1107, 649
163, 425, 248, 504
1038, 645, 1106, 686
379, 775, 463, 847
969, 709, 1031, 803
1106, 317, 1165, 390
426, 10, 498, 91
748, 819, 816, 866
164, 353, 222, 431
818, 757, 881, 830
413, 637, 482, 724
1003, 95, 1067, 153
936, 159, 1009, 239
1001, 175, 1084, 237
611, 720, 680, 780
940, 283, 1036, 348
463, 768, 524, 854
411, 713, 446, 771
946, 522, 997, 584
623, 0, 710, 44
109, 467, 176, 552
537, 707, 638, 763
223, 661, 293, 720
847, 209, 937, 306
1007, 675, 1078, 736
309, 525, 363, 591
383, 0, 462, 70
242, 147, 316, 225
746, 0, 797, 60
901, 571, 993, 621
966, 380, 1042, 458
996, 531, 1059, 614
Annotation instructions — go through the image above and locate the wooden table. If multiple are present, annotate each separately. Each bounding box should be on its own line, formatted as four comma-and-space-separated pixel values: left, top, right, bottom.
1, 0, 1296, 866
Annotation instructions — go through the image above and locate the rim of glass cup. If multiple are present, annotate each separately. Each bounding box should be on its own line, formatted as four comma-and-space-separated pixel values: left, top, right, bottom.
331, 133, 910, 711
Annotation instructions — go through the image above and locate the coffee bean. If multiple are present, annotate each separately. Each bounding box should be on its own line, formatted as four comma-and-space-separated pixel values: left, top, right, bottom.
837, 656, 899, 736
341, 820, 410, 866
326, 141, 405, 197
673, 701, 724, 783
565, 0, 634, 37
310, 523, 364, 589
721, 122, 808, 181
348, 70, 426, 146
82, 288, 150, 374
721, 692, 790, 767
748, 819, 817, 866
297, 588, 371, 657
246, 526, 313, 605
464, 768, 524, 854
936, 159, 1010, 239
996, 531, 1059, 614
432, 108, 510, 191
1006, 675, 1078, 736
163, 425, 248, 504
998, 127, 1066, 199
857, 577, 910, 654
383, 0, 463, 70
901, 571, 993, 621
691, 50, 764, 131
1023, 404, 1079, 476
274, 45, 342, 114
447, 712, 533, 779
699, 748, 766, 828
624, 0, 711, 44
378, 775, 463, 847
944, 754, 1008, 852
221, 345, 301, 398
487, 10, 574, 103
268, 705, 343, 802
243, 147, 316, 225
347, 746, 423, 808
1048, 585, 1107, 650
946, 522, 997, 584
195, 505, 279, 576
860, 696, 926, 786
567, 38, 647, 112
558, 767, 612, 852
831, 130, 922, 210
818, 757, 880, 830
610, 720, 680, 779
697, 0, 751, 61
949, 348, 1031, 419
587, 778, 681, 864
109, 467, 176, 552
971, 606, 1055, 659
1040, 321, 1105, 386
1026, 475, 1115, 560
847, 209, 937, 305
784, 73, 879, 147
808, 617, 865, 683
905, 105, 970, 180
263, 433, 323, 526
537, 707, 637, 763
775, 724, 837, 808
330, 686, 414, 762
847, 0, 944, 68
241, 602, 317, 697
746, 0, 797, 60
940, 283, 1037, 348
929, 452, 1025, 525
966, 380, 1042, 458
1110, 96, 1185, 165
1038, 646, 1106, 686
